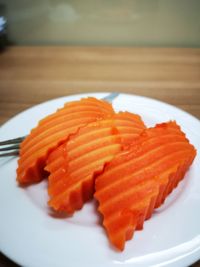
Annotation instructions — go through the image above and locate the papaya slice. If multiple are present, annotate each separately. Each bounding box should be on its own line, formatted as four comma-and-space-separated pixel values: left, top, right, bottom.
17, 97, 114, 184
94, 121, 196, 251
46, 112, 146, 214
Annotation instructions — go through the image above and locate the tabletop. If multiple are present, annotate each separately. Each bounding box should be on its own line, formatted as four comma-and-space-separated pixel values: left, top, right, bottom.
0, 46, 200, 267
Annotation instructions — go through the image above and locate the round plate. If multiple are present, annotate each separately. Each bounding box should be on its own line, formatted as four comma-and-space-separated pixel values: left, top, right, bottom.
0, 93, 200, 267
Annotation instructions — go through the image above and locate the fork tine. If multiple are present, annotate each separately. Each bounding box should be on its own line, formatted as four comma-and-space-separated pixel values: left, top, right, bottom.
0, 151, 19, 157
0, 136, 26, 146
0, 137, 24, 157
0, 144, 20, 152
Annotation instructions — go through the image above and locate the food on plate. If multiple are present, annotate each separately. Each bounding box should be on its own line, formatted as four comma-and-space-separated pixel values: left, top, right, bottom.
17, 97, 114, 184
94, 121, 196, 250
46, 112, 146, 214
16, 96, 197, 252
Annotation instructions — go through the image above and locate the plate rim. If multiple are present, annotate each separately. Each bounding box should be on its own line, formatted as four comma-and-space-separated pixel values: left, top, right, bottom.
1, 92, 200, 130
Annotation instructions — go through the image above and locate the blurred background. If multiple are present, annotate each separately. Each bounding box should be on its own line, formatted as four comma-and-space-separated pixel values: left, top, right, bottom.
0, 0, 200, 47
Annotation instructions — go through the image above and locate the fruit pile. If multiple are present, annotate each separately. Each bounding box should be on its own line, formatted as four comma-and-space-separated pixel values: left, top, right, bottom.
17, 97, 196, 251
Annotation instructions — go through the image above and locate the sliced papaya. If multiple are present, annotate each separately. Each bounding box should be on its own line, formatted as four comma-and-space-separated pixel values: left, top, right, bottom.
46, 112, 146, 214
17, 98, 114, 184
95, 121, 196, 250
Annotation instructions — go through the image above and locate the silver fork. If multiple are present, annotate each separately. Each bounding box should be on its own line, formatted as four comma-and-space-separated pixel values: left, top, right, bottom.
0, 92, 119, 157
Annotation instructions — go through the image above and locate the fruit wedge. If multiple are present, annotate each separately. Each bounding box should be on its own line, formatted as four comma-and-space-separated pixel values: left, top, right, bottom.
17, 97, 114, 184
94, 121, 196, 251
46, 112, 146, 214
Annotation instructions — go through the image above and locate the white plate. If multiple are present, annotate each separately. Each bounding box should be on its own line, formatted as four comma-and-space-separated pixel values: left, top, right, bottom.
0, 93, 200, 267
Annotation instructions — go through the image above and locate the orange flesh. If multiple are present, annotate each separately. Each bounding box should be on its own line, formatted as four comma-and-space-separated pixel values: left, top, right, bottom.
94, 121, 196, 251
46, 112, 146, 214
17, 98, 114, 184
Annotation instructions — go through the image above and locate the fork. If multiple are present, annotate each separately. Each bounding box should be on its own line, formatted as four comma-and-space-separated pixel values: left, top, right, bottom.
0, 92, 119, 157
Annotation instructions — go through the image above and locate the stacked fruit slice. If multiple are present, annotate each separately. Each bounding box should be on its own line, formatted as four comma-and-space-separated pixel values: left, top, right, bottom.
46, 112, 145, 214
94, 122, 196, 250
17, 98, 115, 184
